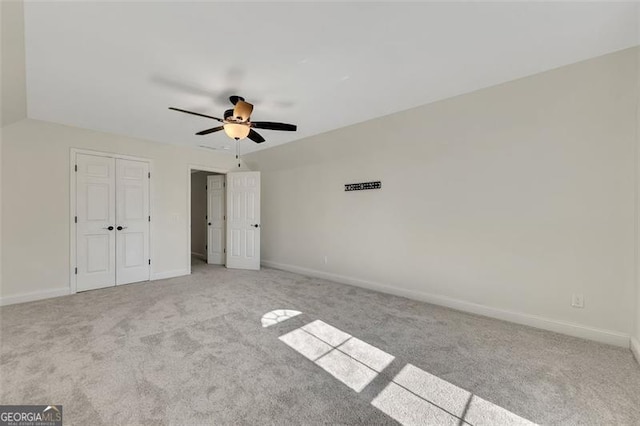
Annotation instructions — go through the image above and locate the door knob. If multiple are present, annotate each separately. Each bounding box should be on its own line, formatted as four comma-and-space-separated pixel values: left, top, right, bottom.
116, 226, 127, 231
251, 224, 260, 228
103, 226, 114, 231
208, 222, 212, 226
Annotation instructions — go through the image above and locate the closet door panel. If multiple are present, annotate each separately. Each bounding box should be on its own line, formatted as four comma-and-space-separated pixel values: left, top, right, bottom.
76, 154, 116, 291
115, 159, 150, 285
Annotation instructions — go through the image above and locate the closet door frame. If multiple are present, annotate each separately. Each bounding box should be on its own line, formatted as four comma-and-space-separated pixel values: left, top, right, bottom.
70, 148, 153, 294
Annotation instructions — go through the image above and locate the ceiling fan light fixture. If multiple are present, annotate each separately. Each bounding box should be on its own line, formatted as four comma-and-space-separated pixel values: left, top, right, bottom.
169, 95, 297, 144
223, 123, 250, 140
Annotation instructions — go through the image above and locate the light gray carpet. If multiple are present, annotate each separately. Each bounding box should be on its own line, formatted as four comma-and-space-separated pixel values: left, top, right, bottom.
1, 259, 639, 425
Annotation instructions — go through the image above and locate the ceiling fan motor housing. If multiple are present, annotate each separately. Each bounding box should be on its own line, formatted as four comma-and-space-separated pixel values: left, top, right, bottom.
224, 108, 247, 124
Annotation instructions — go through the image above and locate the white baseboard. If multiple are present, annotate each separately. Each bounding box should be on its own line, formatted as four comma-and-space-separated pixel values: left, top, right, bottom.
151, 269, 190, 280
191, 252, 207, 261
631, 337, 640, 365
262, 260, 630, 348
0, 269, 190, 306
0, 287, 70, 307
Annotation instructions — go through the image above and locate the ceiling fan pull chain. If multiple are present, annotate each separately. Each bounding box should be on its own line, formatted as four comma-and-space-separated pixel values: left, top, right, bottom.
237, 141, 241, 168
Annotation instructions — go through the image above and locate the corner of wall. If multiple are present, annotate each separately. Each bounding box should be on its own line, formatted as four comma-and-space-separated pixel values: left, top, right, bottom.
635, 42, 640, 363
0, 127, 3, 297
632, 336, 640, 364
633, 0, 640, 362
1, 0, 28, 128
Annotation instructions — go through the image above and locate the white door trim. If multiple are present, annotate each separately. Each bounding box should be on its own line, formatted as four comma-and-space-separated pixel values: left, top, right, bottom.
70, 148, 153, 294
187, 165, 230, 274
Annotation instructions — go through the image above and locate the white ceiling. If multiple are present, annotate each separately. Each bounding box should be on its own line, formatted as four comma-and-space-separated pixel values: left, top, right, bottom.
24, 1, 639, 154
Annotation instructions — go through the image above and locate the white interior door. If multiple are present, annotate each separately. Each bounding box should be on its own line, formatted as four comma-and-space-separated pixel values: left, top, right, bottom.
207, 175, 226, 265
226, 172, 260, 270
115, 159, 150, 285
76, 154, 116, 291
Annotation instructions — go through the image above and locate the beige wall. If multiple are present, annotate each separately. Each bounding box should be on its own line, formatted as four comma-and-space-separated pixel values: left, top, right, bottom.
1, 0, 27, 127
0, 118, 243, 302
247, 48, 639, 346
0, 130, 2, 299
190, 171, 213, 258
1, 0, 29, 304
635, 44, 640, 356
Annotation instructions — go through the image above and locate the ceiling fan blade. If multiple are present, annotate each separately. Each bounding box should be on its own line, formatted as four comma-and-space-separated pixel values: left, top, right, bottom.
229, 95, 245, 105
169, 107, 223, 122
247, 129, 266, 143
233, 100, 254, 122
196, 126, 224, 135
251, 121, 297, 131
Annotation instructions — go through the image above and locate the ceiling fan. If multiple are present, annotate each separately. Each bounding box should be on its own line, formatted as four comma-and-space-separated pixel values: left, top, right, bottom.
169, 95, 297, 144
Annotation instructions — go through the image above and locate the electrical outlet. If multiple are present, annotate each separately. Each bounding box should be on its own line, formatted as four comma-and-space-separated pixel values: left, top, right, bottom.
323, 256, 328, 265
571, 294, 584, 308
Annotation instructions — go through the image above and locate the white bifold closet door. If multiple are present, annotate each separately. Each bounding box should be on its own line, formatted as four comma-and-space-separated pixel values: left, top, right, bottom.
115, 159, 150, 285
76, 153, 150, 291
76, 154, 117, 291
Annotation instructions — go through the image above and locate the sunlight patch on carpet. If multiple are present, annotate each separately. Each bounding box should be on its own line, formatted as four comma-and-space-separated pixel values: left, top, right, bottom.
261, 309, 302, 327
372, 364, 536, 425
279, 320, 394, 393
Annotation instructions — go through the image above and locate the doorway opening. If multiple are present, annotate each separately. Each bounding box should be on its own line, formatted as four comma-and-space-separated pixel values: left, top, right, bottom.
190, 169, 226, 269
187, 165, 261, 274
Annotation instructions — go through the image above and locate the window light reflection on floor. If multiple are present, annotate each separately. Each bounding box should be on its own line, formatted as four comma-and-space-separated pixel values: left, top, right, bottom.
372, 364, 535, 426
279, 320, 395, 392
272, 316, 535, 425
261, 309, 302, 327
